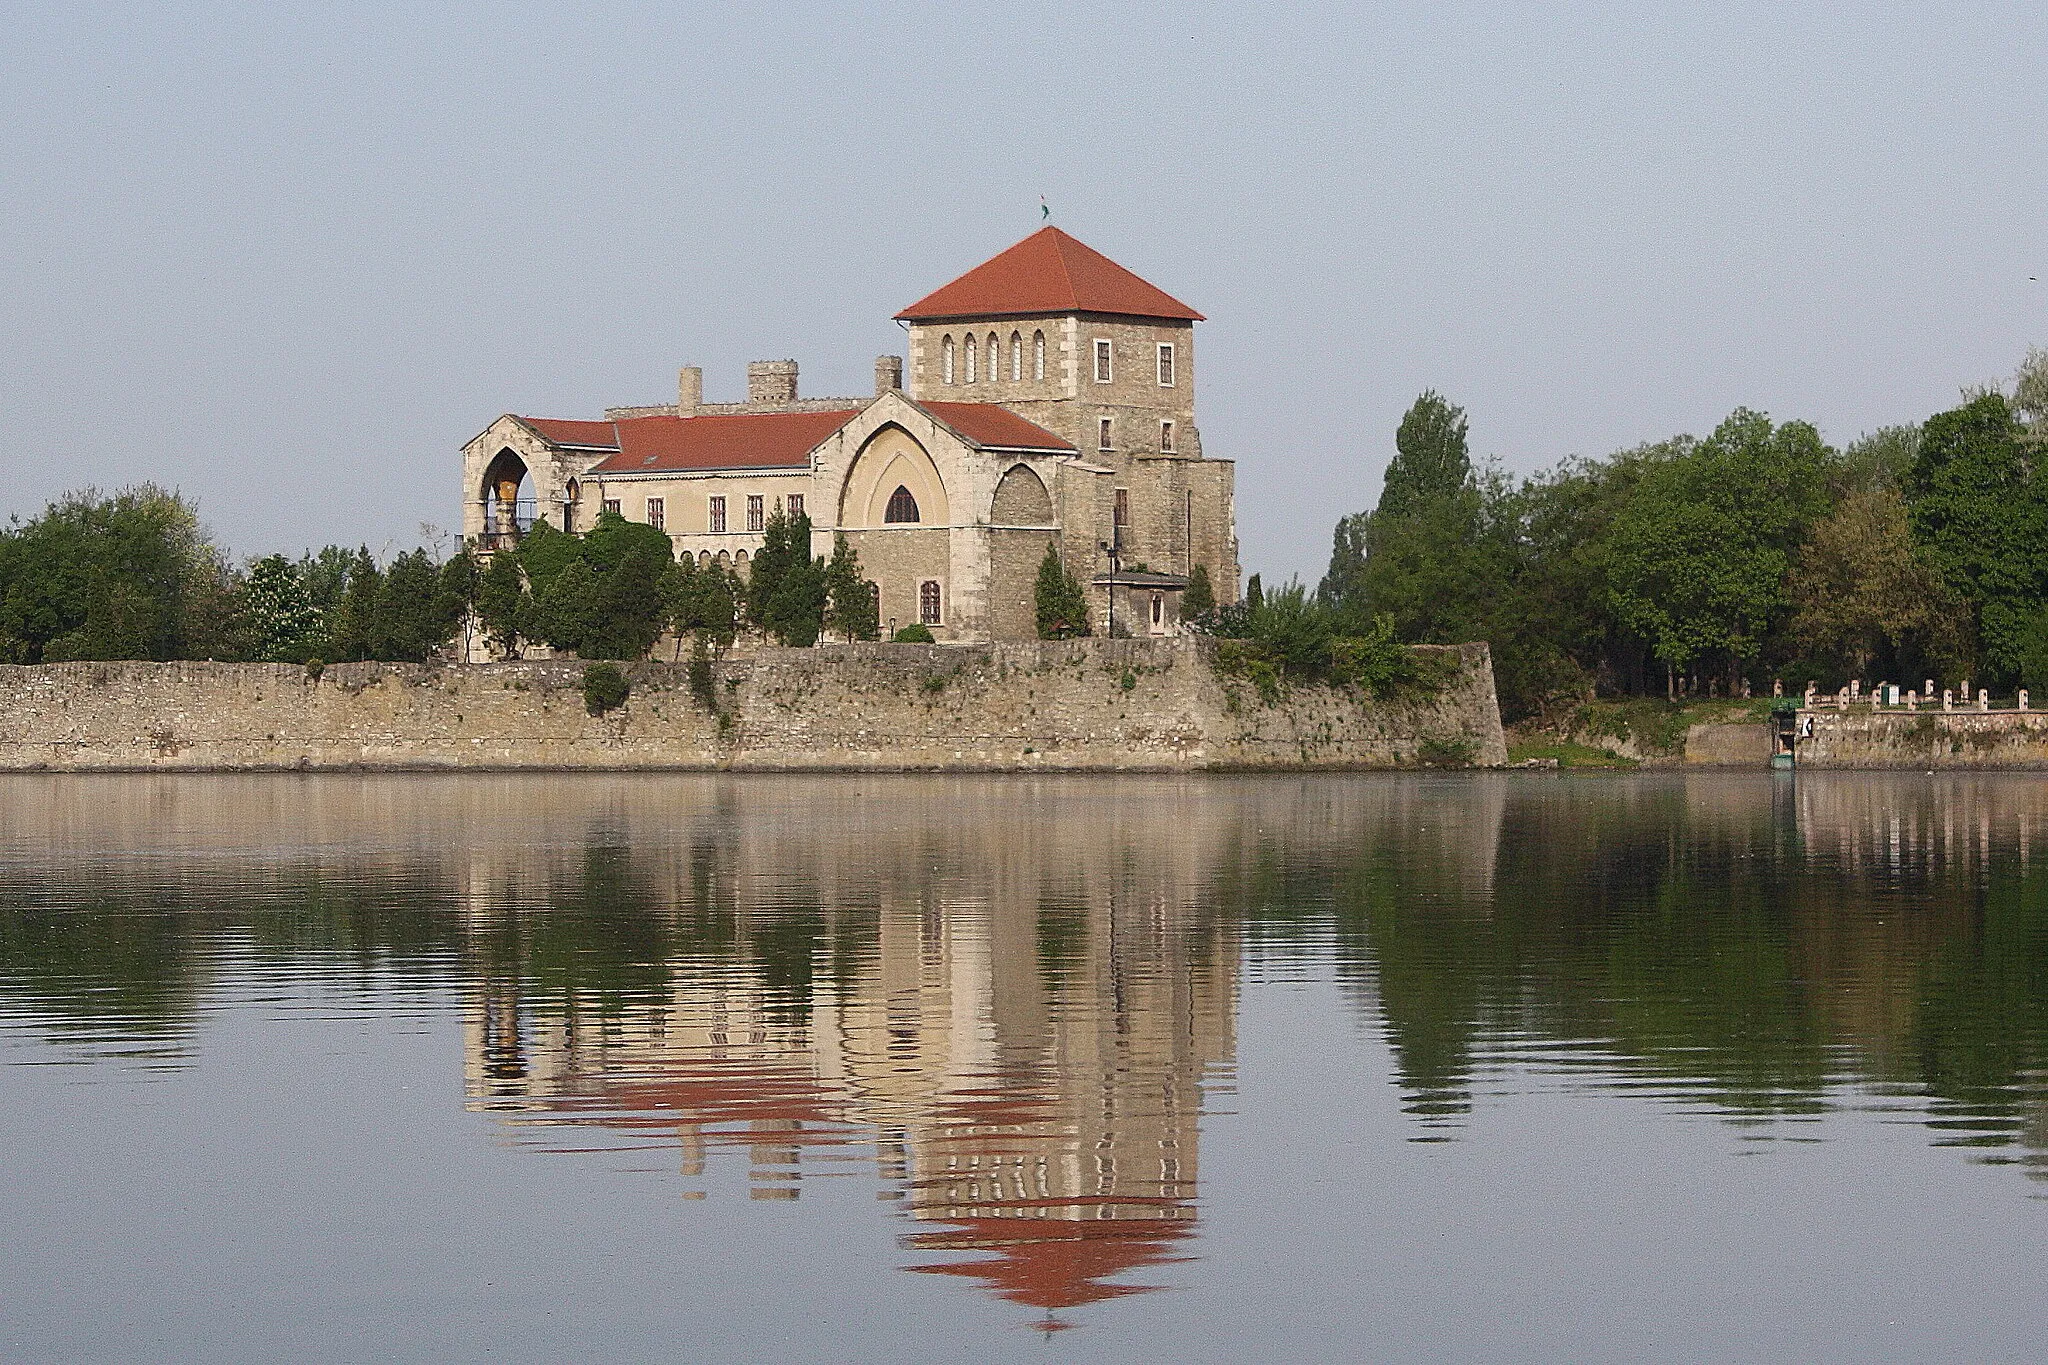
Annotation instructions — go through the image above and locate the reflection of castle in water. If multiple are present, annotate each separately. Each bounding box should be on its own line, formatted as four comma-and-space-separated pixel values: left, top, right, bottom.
458, 784, 1253, 1313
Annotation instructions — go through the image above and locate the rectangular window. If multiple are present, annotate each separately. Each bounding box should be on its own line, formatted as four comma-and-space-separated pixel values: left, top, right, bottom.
645, 497, 664, 530
1113, 487, 1130, 536
787, 493, 804, 520
1159, 420, 1175, 453
602, 498, 621, 518
1099, 417, 1113, 451
1157, 342, 1175, 386
919, 580, 942, 626
708, 496, 726, 533
747, 495, 764, 532
1094, 338, 1112, 383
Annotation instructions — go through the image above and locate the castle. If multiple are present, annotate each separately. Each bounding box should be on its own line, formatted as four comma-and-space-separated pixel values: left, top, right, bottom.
461, 227, 1240, 641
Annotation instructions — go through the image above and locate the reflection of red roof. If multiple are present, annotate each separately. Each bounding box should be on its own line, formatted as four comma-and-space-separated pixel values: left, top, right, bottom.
919, 402, 1073, 451
896, 227, 1204, 323
905, 1210, 1196, 1310
521, 417, 620, 448
523, 410, 861, 474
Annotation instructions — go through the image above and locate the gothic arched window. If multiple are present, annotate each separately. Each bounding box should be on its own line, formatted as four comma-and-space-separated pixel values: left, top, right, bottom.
885, 485, 920, 524
1033, 330, 1045, 380
988, 334, 1000, 381
1010, 332, 1022, 380
965, 335, 978, 384
942, 335, 955, 385
919, 580, 942, 625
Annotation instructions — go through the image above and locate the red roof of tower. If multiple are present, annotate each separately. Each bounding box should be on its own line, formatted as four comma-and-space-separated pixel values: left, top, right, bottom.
895, 227, 1204, 323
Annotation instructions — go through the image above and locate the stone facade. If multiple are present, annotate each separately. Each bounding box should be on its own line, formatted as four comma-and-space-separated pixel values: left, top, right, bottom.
458, 229, 1239, 643
0, 641, 1507, 773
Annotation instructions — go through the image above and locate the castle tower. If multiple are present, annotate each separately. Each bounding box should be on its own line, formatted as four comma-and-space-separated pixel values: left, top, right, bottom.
894, 227, 1237, 615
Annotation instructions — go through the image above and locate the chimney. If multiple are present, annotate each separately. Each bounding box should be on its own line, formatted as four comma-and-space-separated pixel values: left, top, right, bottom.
677, 366, 702, 417
746, 359, 798, 406
875, 354, 904, 395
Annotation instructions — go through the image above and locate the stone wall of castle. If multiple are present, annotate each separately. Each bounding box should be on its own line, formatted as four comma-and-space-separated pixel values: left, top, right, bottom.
1794, 709, 2048, 768
0, 640, 1507, 773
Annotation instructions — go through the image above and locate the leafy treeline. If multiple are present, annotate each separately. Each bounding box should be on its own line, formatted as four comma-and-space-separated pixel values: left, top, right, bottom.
0, 491, 880, 665
1320, 351, 2048, 719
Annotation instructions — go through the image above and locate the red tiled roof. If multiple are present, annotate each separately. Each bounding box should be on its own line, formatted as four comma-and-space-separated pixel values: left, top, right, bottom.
521, 417, 620, 449
919, 401, 1073, 451
896, 227, 1204, 323
564, 410, 859, 474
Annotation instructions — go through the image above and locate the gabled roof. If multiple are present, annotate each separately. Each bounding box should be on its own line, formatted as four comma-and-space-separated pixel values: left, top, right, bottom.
896, 227, 1204, 323
517, 410, 863, 474
521, 417, 620, 449
918, 401, 1073, 452
518, 398, 1071, 470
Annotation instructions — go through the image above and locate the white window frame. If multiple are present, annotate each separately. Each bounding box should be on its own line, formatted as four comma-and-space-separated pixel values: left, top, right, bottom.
645, 496, 664, 530
1094, 338, 1112, 383
708, 495, 726, 533
602, 498, 621, 518
787, 492, 804, 520
747, 494, 764, 532
1157, 342, 1175, 387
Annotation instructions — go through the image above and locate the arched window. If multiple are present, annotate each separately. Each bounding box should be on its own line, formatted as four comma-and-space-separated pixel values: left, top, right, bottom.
988, 334, 1000, 381
698, 551, 712, 568
942, 335, 955, 385
919, 580, 942, 626
1033, 330, 1045, 380
885, 485, 920, 524
965, 335, 977, 384
1010, 332, 1022, 380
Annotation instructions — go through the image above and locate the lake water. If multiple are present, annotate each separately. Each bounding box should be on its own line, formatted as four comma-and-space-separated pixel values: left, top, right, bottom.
4, 773, 2048, 1362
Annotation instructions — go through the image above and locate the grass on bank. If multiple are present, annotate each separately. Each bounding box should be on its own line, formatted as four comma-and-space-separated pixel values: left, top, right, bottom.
1505, 738, 1640, 769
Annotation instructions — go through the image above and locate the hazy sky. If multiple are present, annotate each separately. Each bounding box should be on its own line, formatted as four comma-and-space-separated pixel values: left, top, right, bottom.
4, 2, 2044, 583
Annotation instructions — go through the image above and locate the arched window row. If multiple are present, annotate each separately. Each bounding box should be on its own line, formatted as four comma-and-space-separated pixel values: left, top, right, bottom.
937, 329, 1049, 385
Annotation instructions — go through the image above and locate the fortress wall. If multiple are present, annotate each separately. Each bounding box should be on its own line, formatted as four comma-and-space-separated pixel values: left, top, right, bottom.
0, 639, 1505, 773
1795, 708, 2048, 769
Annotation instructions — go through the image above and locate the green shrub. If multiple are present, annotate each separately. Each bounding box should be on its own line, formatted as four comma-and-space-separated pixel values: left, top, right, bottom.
303, 658, 325, 682
894, 624, 936, 643
582, 661, 630, 716
1417, 736, 1479, 768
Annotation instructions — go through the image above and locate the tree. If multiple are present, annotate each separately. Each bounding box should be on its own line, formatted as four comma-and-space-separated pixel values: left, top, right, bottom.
373, 549, 458, 662
326, 549, 382, 662
515, 520, 584, 600
477, 551, 530, 657
1605, 410, 1831, 692
1034, 542, 1090, 638
1786, 486, 1971, 683
1376, 390, 1472, 524
533, 558, 599, 655
1318, 512, 1370, 609
749, 510, 826, 646
1182, 564, 1217, 626
824, 534, 880, 641
440, 546, 481, 659
244, 554, 323, 662
1905, 392, 2048, 685
585, 545, 668, 659
0, 485, 232, 663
